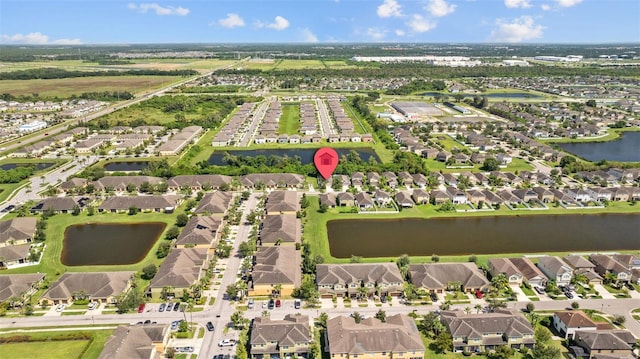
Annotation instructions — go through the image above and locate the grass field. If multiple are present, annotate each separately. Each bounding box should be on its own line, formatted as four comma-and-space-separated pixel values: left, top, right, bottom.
279, 103, 301, 135
303, 195, 640, 266
0, 76, 182, 98
424, 157, 533, 174
0, 340, 88, 358
538, 127, 640, 144
0, 329, 113, 359
273, 59, 326, 69
322, 60, 360, 69
241, 59, 279, 70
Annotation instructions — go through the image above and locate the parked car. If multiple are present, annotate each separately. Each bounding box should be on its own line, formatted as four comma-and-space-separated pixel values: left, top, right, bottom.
294, 299, 301, 309
626, 283, 635, 291
275, 299, 281, 308
475, 290, 483, 299
218, 339, 237, 347
88, 302, 98, 310
534, 286, 545, 295
174, 302, 180, 311
165, 302, 173, 311
267, 299, 275, 310
137, 303, 145, 313
430, 292, 438, 302
565, 292, 574, 299
158, 303, 166, 312
206, 321, 215, 332
247, 298, 254, 309
56, 304, 66, 312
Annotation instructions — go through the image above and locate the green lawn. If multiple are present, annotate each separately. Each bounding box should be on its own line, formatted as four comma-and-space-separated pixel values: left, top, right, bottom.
279, 103, 301, 135
0, 340, 89, 359
538, 127, 640, 144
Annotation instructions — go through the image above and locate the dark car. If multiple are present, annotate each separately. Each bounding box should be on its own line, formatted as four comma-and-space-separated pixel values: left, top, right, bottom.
166, 302, 173, 311
143, 319, 151, 325
565, 292, 574, 299
626, 283, 635, 291
268, 299, 275, 310
159, 303, 166, 312
173, 302, 180, 311
206, 321, 215, 332
430, 292, 438, 302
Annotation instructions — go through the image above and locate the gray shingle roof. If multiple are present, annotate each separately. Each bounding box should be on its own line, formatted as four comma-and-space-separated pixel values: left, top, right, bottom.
43, 272, 135, 301
0, 217, 37, 245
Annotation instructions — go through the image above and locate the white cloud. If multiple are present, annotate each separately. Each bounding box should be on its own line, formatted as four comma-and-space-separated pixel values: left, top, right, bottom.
0, 32, 82, 45
266, 16, 290, 30
555, 0, 583, 7
504, 0, 531, 8
426, 0, 456, 17
301, 28, 318, 42
541, 4, 551, 10
490, 16, 544, 42
407, 14, 436, 33
377, 0, 402, 18
127, 3, 189, 16
367, 28, 387, 40
218, 13, 245, 28
395, 29, 405, 36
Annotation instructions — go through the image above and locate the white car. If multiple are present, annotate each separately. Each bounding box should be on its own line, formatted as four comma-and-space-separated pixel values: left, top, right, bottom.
88, 302, 98, 310
56, 304, 66, 312
218, 339, 237, 347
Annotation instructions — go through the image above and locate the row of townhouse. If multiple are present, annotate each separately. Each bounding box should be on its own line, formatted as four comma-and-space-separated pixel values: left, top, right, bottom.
212, 102, 257, 146
59, 173, 307, 195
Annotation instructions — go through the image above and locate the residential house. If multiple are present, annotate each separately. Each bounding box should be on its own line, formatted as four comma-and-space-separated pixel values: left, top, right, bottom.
466, 190, 486, 206
0, 217, 36, 247
194, 191, 233, 216
0, 244, 32, 268
0, 273, 45, 303
98, 195, 180, 213
411, 188, 429, 205
533, 187, 554, 203
250, 314, 312, 359
373, 189, 392, 206
552, 311, 597, 339
537, 256, 573, 286
563, 255, 603, 285
508, 257, 548, 288
325, 314, 425, 359
429, 190, 449, 205
487, 258, 524, 285
398, 172, 414, 187
241, 173, 305, 189
30, 197, 84, 214
319, 193, 336, 208
512, 189, 539, 203
166, 175, 232, 191
573, 330, 636, 359
445, 186, 467, 205
441, 309, 535, 353
149, 248, 209, 299
590, 255, 632, 283
251, 246, 301, 297
411, 173, 427, 188
408, 263, 489, 293
174, 216, 222, 249
41, 271, 135, 305
99, 325, 170, 359
316, 263, 404, 298
260, 214, 301, 246
394, 192, 415, 208
336, 192, 355, 207
354, 192, 374, 209
265, 191, 300, 215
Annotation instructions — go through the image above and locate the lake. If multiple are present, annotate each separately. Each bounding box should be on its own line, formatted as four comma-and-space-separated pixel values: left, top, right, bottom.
0, 162, 55, 171
207, 148, 379, 166
327, 214, 640, 258
61, 222, 166, 266
558, 131, 640, 162
104, 161, 151, 172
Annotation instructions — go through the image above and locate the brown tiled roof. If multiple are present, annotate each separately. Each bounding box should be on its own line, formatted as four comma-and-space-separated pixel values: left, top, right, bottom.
554, 311, 597, 328
194, 191, 233, 215
326, 314, 424, 355
175, 216, 222, 247
260, 214, 301, 245
0, 217, 37, 245
265, 191, 299, 214
409, 263, 489, 291
149, 248, 208, 289
99, 325, 166, 359
316, 263, 403, 287
442, 309, 535, 343
43, 272, 135, 301
250, 314, 311, 351
252, 246, 301, 287
0, 273, 45, 302
166, 175, 232, 189
99, 195, 179, 211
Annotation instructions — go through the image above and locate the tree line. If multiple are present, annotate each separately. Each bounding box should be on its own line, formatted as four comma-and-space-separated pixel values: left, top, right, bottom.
0, 68, 198, 80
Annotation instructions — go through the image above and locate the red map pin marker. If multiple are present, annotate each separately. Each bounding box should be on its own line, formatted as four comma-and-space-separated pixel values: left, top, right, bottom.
314, 147, 339, 180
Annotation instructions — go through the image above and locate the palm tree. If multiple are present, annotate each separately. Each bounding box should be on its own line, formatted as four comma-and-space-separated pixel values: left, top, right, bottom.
464, 306, 472, 315
474, 304, 483, 314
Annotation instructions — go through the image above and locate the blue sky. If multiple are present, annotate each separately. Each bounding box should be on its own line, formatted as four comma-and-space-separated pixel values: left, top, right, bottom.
1, 0, 639, 44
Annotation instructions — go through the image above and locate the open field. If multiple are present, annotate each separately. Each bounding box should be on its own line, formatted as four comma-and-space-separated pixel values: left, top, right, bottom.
322, 60, 360, 69
0, 76, 182, 98
424, 157, 533, 173
0, 60, 108, 72
0, 329, 113, 359
303, 195, 640, 266
273, 59, 326, 69
241, 59, 279, 70
279, 103, 301, 135
0, 340, 88, 358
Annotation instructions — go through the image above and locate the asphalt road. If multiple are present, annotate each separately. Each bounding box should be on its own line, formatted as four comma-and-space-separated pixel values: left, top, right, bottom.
316, 98, 335, 138
238, 98, 272, 147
